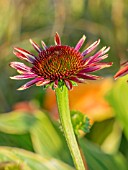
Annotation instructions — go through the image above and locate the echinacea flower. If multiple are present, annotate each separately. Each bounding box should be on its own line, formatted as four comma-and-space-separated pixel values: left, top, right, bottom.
114, 61, 128, 80
10, 33, 112, 90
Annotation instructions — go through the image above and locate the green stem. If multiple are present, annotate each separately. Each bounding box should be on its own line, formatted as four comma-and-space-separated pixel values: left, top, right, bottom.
55, 86, 86, 170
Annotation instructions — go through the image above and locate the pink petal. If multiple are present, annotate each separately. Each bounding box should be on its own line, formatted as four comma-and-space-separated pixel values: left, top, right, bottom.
90, 47, 110, 63
10, 74, 37, 80
17, 77, 44, 90
81, 39, 100, 56
9, 62, 31, 73
41, 41, 47, 50
36, 79, 51, 86
93, 54, 108, 63
64, 79, 73, 90
29, 39, 42, 53
70, 77, 86, 83
54, 32, 61, 45
13, 47, 36, 63
77, 73, 102, 80
114, 65, 128, 80
80, 62, 113, 73
84, 47, 110, 65
96, 62, 113, 69
79, 66, 98, 73
75, 35, 86, 51
54, 80, 58, 88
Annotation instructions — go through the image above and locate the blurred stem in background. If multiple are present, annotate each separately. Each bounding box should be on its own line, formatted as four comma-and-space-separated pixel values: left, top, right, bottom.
55, 85, 86, 170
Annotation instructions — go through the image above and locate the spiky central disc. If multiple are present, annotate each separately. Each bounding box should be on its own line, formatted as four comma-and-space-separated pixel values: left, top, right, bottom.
32, 46, 84, 80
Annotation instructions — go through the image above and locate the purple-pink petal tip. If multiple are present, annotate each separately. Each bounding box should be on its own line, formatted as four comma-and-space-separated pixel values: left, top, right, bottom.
54, 32, 61, 46
29, 39, 42, 53
114, 65, 128, 80
75, 35, 86, 51
13, 47, 36, 63
82, 39, 100, 56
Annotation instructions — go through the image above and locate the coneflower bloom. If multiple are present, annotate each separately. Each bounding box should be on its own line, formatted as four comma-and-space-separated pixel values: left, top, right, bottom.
114, 61, 128, 80
10, 33, 112, 90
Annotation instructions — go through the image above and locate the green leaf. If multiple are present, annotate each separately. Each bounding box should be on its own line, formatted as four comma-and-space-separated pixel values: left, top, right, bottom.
70, 81, 78, 87
80, 139, 128, 170
0, 131, 34, 151
86, 118, 115, 145
107, 76, 128, 139
0, 111, 62, 158
0, 162, 22, 170
30, 111, 62, 157
0, 147, 74, 170
0, 111, 37, 134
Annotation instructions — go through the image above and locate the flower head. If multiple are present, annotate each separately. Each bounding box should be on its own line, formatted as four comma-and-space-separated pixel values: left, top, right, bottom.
10, 33, 112, 90
114, 61, 128, 80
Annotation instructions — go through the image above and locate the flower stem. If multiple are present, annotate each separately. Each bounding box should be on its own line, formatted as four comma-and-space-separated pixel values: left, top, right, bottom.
55, 86, 86, 170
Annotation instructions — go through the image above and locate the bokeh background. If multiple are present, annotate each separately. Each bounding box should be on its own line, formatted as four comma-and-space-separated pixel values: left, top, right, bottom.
0, 0, 128, 170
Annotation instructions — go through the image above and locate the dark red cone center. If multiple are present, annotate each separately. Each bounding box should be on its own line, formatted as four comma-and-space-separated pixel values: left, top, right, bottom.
32, 46, 84, 80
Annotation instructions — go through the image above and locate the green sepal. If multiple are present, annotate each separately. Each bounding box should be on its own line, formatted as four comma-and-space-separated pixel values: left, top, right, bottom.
43, 82, 53, 89
42, 79, 77, 91
50, 80, 65, 91
70, 80, 78, 86
58, 80, 64, 88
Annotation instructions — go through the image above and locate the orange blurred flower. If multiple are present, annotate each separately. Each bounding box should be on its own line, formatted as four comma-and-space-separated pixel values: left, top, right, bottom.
44, 78, 114, 123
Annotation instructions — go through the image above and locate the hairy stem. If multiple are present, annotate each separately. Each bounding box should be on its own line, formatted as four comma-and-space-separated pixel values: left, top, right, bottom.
55, 86, 86, 170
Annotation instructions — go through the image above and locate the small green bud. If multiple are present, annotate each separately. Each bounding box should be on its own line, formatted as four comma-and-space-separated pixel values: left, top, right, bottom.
71, 110, 91, 136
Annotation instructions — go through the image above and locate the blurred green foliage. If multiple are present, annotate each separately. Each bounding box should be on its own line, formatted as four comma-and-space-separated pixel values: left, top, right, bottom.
0, 110, 127, 170
0, 0, 128, 169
